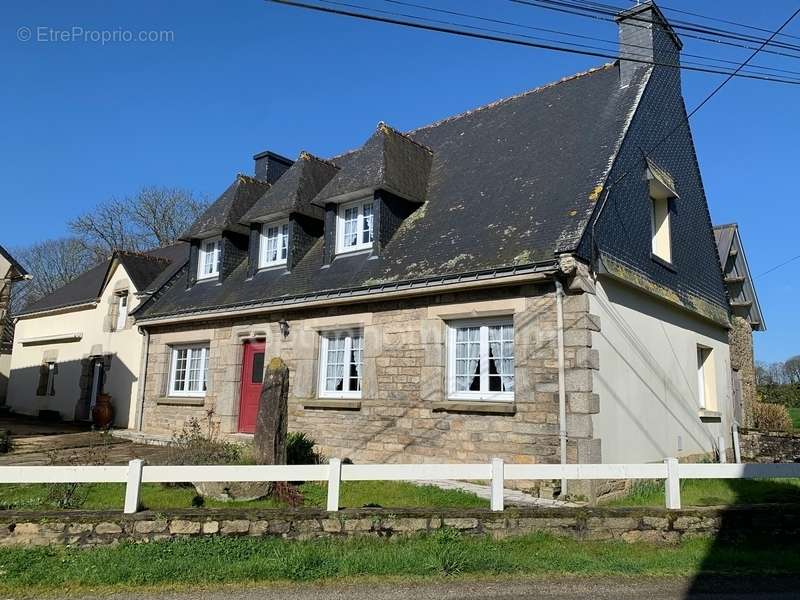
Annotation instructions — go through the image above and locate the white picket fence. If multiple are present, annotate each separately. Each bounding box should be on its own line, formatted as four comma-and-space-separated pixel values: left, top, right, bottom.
2, 458, 799, 514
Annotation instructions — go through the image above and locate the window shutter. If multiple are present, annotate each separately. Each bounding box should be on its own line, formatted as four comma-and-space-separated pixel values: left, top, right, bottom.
36, 364, 49, 396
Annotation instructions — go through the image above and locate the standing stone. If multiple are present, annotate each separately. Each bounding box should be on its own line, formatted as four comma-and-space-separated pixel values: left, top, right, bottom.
254, 357, 289, 465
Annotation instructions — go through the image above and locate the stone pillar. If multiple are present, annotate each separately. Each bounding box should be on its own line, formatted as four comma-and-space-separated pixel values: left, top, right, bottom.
729, 316, 756, 427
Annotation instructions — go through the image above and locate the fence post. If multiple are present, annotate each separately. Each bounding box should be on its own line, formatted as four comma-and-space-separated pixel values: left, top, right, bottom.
664, 457, 681, 510
490, 458, 504, 511
124, 459, 144, 514
732, 423, 741, 464
327, 458, 342, 512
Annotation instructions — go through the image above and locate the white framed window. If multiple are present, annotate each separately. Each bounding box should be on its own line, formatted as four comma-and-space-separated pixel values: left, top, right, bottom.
259, 220, 289, 268
447, 319, 514, 401
696, 345, 716, 411
336, 199, 374, 254
115, 293, 128, 331
650, 196, 672, 263
46, 362, 56, 395
197, 237, 221, 280
318, 331, 363, 398
168, 345, 209, 397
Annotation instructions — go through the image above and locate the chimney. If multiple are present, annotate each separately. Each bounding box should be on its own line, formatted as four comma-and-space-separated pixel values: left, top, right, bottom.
615, 1, 682, 87
253, 150, 293, 184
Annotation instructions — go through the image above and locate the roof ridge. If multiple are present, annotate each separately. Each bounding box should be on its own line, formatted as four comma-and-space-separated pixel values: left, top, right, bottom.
376, 122, 433, 154
407, 62, 616, 135
298, 150, 340, 168
713, 222, 738, 230
236, 173, 271, 185
117, 250, 170, 263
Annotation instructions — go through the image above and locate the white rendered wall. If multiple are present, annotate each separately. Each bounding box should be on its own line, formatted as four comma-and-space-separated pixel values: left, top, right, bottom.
590, 276, 732, 463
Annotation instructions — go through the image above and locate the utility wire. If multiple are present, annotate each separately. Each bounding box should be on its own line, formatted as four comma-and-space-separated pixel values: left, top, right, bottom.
268, 0, 800, 84
757, 254, 800, 278
382, 0, 800, 78
529, 0, 800, 53
511, 0, 800, 61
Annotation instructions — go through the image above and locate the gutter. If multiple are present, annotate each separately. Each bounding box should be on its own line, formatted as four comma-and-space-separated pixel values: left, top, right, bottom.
135, 261, 559, 327
135, 328, 150, 432
14, 301, 98, 320
554, 279, 568, 497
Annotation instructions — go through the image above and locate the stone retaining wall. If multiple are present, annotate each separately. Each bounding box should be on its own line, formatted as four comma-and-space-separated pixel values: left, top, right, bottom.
2, 505, 798, 547
739, 429, 800, 463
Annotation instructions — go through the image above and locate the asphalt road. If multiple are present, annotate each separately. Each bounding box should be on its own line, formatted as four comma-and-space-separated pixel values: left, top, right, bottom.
55, 576, 799, 600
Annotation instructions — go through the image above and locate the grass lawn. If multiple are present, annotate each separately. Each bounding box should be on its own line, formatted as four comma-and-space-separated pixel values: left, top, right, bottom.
608, 478, 800, 507
0, 531, 797, 596
0, 480, 487, 511
789, 407, 800, 430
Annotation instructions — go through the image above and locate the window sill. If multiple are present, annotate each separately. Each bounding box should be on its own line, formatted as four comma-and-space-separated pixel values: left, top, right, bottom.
303, 399, 362, 410
650, 254, 676, 272
156, 396, 206, 407
433, 400, 516, 415
699, 409, 722, 422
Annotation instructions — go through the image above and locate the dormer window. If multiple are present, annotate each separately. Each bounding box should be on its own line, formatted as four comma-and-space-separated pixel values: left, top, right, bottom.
197, 237, 221, 280
336, 199, 373, 254
259, 220, 289, 268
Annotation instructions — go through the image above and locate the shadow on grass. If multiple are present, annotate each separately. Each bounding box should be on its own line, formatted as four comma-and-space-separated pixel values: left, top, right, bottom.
686, 477, 800, 598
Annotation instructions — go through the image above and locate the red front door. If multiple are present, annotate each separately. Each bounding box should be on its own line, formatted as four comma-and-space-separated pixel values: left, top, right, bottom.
238, 341, 266, 433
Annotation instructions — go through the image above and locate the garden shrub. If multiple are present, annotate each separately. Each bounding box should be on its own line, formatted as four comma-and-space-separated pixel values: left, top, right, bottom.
286, 432, 324, 465
166, 418, 244, 465
751, 401, 793, 431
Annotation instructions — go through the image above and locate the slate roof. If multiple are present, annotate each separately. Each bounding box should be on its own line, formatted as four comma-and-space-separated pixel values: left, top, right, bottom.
713, 224, 765, 331
312, 123, 433, 206
16, 244, 189, 317
0, 245, 28, 280
241, 152, 339, 224
180, 174, 271, 239
138, 62, 649, 320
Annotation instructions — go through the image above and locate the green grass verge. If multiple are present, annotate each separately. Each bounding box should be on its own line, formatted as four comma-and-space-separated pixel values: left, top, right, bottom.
0, 531, 797, 596
789, 407, 800, 430
608, 478, 800, 507
0, 480, 487, 511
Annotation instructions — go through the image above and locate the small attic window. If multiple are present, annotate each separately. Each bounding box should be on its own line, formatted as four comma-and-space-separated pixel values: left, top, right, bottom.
259, 220, 289, 268
197, 237, 221, 280
336, 199, 373, 254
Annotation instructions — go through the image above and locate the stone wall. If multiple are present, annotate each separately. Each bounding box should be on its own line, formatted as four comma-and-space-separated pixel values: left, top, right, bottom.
729, 316, 757, 427
2, 505, 798, 547
142, 284, 600, 472
739, 428, 800, 463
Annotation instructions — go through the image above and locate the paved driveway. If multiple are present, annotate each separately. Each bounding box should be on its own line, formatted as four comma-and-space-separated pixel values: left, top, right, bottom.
44, 576, 800, 600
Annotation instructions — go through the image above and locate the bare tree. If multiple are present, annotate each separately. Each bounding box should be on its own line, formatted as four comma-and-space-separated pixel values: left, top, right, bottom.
70, 187, 206, 260
784, 356, 800, 385
10, 238, 96, 314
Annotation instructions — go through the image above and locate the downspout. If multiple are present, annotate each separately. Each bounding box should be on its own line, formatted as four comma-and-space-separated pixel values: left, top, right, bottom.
135, 327, 150, 432
554, 279, 568, 497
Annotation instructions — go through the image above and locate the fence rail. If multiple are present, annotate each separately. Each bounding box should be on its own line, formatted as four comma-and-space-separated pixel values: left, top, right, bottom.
2, 458, 800, 514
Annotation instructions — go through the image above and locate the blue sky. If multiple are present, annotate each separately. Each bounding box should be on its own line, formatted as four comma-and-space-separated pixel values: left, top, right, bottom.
1, 0, 798, 362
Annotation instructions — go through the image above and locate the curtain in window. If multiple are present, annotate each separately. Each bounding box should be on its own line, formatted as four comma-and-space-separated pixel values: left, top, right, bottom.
325, 336, 346, 391
362, 203, 373, 244
455, 326, 480, 392
343, 207, 358, 247
488, 324, 514, 392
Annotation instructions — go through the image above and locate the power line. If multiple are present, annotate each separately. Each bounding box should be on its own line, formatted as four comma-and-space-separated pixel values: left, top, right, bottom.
267, 0, 800, 84
510, 0, 800, 61
757, 254, 800, 279
381, 0, 800, 78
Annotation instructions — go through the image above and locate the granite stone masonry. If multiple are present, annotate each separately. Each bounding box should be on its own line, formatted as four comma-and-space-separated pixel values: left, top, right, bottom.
1, 505, 798, 547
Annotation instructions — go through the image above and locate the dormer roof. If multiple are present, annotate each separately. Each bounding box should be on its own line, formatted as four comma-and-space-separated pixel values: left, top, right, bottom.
312, 122, 433, 207
180, 174, 271, 240
241, 152, 339, 224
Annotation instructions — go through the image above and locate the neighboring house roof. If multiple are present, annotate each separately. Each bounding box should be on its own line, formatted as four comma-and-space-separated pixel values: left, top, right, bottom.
241, 152, 339, 224
0, 245, 28, 281
180, 174, 272, 239
138, 62, 650, 320
713, 224, 765, 331
16, 244, 189, 317
312, 123, 433, 206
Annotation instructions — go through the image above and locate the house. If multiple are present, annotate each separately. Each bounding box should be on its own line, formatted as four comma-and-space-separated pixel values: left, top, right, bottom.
6, 245, 187, 428
131, 2, 737, 481
713, 224, 765, 427
0, 245, 29, 405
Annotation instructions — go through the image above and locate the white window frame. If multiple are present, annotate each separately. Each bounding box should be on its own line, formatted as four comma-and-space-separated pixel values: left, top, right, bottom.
317, 330, 364, 399
168, 345, 209, 397
336, 199, 374, 254
115, 293, 129, 331
259, 220, 289, 268
46, 362, 56, 396
447, 317, 515, 402
197, 237, 221, 280
650, 196, 672, 263
696, 345, 715, 411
